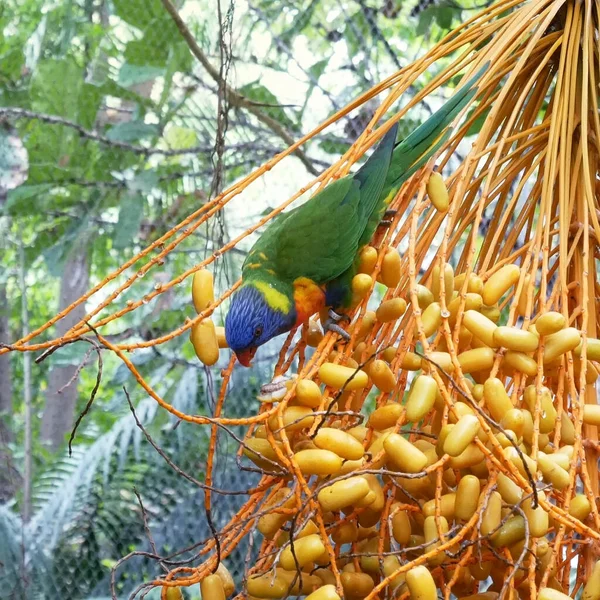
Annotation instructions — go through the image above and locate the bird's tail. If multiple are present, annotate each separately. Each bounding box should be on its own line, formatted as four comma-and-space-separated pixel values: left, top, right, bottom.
382, 61, 489, 196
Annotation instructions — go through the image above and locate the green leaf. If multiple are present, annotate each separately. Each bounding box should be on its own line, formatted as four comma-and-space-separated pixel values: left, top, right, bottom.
112, 0, 169, 29
127, 170, 159, 194
49, 342, 90, 367
106, 121, 158, 142
4, 184, 52, 215
30, 59, 84, 120
164, 125, 197, 150
308, 59, 328, 81
238, 82, 298, 131
113, 193, 144, 249
118, 63, 165, 88
466, 105, 491, 136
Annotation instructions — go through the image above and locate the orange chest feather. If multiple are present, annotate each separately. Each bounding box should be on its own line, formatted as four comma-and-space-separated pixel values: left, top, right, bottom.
293, 277, 326, 326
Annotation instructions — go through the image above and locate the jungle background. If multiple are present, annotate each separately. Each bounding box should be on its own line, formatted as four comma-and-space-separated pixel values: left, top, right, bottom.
0, 0, 489, 598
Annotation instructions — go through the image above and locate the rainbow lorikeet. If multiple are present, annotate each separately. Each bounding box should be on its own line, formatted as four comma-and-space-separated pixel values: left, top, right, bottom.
225, 66, 485, 367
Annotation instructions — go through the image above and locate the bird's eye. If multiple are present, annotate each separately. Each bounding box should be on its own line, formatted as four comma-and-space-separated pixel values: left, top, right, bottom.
254, 325, 263, 338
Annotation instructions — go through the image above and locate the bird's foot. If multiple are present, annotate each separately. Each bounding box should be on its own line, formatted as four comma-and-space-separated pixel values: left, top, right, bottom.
327, 308, 351, 323
378, 209, 398, 228
323, 309, 351, 341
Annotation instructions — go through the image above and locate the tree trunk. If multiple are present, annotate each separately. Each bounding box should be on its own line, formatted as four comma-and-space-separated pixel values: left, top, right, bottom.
0, 284, 18, 502
40, 250, 90, 451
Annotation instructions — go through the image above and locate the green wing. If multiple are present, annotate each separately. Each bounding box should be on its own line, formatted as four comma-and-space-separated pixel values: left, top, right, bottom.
263, 124, 398, 284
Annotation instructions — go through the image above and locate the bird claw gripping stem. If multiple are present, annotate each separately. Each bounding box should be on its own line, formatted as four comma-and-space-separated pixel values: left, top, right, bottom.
323, 309, 351, 341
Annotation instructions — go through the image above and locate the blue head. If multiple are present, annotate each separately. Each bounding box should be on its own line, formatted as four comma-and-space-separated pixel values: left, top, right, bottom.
225, 283, 296, 366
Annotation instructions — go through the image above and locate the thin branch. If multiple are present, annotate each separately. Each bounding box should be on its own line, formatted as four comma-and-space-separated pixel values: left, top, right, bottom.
159, 0, 319, 176
0, 107, 216, 156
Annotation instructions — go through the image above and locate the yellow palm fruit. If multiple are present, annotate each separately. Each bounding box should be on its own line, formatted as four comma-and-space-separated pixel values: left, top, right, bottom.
491, 515, 525, 547
243, 438, 283, 470
368, 403, 403, 430
215, 326, 229, 348
422, 493, 456, 519
537, 451, 570, 490
503, 350, 537, 377
458, 347, 495, 373
480, 491, 502, 535
516, 273, 532, 315
268, 406, 314, 432
543, 328, 581, 363
376, 297, 407, 322
370, 359, 397, 392
536, 311, 566, 335
165, 587, 184, 600
247, 573, 289, 599
523, 385, 557, 434
384, 433, 428, 473
483, 378, 513, 422
583, 405, 600, 426
295, 379, 322, 408
538, 590, 574, 600
318, 363, 368, 390
405, 375, 438, 424
431, 263, 454, 302
358, 245, 378, 274
304, 585, 341, 600
496, 473, 522, 505
294, 449, 343, 476
417, 301, 442, 337
443, 415, 480, 456
280, 535, 326, 570
482, 264, 520, 305
351, 274, 374, 303
455, 475, 480, 521
416, 284, 434, 309
257, 488, 296, 539
191, 269, 214, 313
355, 310, 377, 340
523, 491, 549, 537
313, 427, 364, 460
216, 563, 235, 596
340, 572, 375, 598
306, 320, 324, 347
378, 248, 401, 288
201, 574, 226, 600
582, 560, 600, 600
331, 522, 358, 545
190, 319, 220, 366
401, 351, 423, 370
391, 507, 412, 544
462, 310, 498, 347
405, 565, 437, 600
426, 171, 449, 212
569, 494, 592, 522
493, 326, 539, 352
317, 476, 370, 512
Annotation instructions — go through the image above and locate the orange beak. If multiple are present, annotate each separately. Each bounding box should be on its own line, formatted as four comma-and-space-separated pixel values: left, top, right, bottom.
235, 347, 257, 367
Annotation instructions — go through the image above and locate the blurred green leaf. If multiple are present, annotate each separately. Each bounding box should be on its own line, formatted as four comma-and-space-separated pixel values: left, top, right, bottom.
238, 81, 298, 131
106, 121, 158, 142
113, 193, 144, 249
164, 125, 197, 150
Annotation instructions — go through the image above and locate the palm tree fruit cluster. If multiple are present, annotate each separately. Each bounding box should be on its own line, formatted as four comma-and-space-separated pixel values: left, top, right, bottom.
232, 252, 600, 600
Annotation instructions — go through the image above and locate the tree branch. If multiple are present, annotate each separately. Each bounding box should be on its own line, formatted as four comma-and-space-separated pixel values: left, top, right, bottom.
159, 0, 319, 176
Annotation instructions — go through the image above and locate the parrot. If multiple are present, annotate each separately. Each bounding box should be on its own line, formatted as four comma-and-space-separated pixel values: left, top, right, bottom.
225, 65, 486, 367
